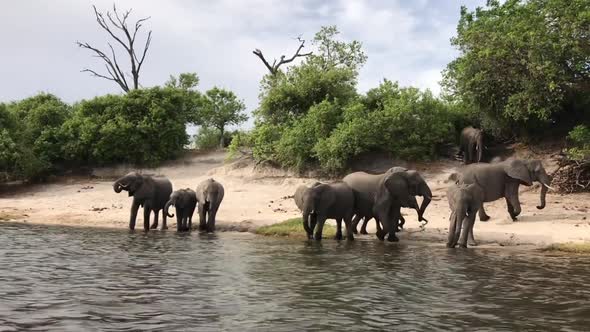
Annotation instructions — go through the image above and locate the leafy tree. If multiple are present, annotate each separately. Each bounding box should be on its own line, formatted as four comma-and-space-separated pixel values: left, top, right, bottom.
165, 72, 200, 90
165, 72, 204, 125
200, 87, 248, 148
443, 0, 590, 136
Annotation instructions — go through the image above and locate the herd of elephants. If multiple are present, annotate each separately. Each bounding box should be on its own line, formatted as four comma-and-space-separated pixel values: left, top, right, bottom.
113, 126, 553, 248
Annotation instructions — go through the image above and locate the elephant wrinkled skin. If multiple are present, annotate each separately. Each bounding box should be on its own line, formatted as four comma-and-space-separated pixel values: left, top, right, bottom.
446, 183, 484, 248
165, 189, 197, 232
296, 182, 355, 241
196, 178, 224, 233
454, 159, 552, 221
113, 172, 173, 231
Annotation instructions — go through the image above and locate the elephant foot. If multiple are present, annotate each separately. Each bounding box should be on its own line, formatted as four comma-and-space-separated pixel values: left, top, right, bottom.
387, 234, 399, 242
162, 225, 168, 230
150, 224, 158, 229
510, 215, 518, 222
347, 234, 354, 241
446, 242, 455, 248
334, 233, 343, 241
360, 229, 368, 235
468, 241, 478, 247
376, 231, 385, 241
479, 215, 490, 222
459, 243, 468, 248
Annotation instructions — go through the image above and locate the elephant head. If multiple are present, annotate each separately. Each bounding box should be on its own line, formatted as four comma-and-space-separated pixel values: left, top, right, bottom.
113, 172, 150, 198
404, 170, 432, 222
503, 159, 552, 209
164, 190, 185, 218
474, 130, 483, 163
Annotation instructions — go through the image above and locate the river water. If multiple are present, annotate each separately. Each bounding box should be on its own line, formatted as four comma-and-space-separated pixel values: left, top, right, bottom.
0, 223, 589, 331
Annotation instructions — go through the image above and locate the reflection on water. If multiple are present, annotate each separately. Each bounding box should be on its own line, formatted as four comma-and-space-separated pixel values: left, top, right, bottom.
0, 223, 589, 331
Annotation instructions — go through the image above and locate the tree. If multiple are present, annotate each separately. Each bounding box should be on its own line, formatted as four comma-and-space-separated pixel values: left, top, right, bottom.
310, 25, 367, 71
200, 87, 248, 148
442, 0, 590, 136
253, 37, 313, 75
165, 72, 200, 90
77, 4, 152, 92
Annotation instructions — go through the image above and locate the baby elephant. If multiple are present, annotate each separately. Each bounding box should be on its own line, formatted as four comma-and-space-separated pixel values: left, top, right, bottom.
296, 181, 355, 241
196, 178, 224, 233
446, 182, 484, 248
164, 189, 197, 232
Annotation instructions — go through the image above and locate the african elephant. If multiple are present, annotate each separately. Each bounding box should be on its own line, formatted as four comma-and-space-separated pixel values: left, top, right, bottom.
372, 167, 432, 242
343, 167, 431, 235
454, 158, 552, 221
460, 126, 484, 164
294, 182, 321, 211
196, 178, 224, 233
164, 189, 197, 232
298, 181, 355, 241
113, 172, 173, 231
446, 183, 484, 248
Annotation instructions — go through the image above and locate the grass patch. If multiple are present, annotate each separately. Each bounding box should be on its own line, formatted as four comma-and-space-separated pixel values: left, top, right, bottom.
0, 211, 25, 221
255, 218, 337, 238
543, 242, 590, 254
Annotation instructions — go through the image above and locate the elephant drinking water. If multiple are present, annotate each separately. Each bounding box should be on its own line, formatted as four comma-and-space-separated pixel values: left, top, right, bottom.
164, 189, 197, 232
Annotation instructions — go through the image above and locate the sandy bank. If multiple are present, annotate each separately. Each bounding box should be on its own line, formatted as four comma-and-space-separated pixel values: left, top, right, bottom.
1, 150, 589, 248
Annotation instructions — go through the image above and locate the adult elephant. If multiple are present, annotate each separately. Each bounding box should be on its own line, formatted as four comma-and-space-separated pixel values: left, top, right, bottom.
113, 172, 173, 231
446, 182, 484, 248
196, 178, 224, 233
460, 126, 484, 164
343, 167, 431, 235
164, 189, 197, 232
298, 182, 355, 241
454, 159, 552, 221
372, 168, 432, 242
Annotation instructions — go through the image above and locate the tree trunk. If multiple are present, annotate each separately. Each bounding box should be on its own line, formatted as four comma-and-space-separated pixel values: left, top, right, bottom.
219, 127, 225, 149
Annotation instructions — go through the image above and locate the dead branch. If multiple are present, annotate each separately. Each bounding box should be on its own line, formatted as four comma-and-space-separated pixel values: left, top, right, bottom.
77, 4, 152, 92
253, 37, 312, 75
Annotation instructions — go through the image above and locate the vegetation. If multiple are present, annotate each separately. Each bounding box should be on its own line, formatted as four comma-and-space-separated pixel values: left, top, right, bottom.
543, 242, 590, 254
254, 218, 336, 238
200, 87, 248, 148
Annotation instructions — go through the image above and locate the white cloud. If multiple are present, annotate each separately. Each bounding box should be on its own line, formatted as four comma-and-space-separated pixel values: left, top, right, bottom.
0, 0, 486, 129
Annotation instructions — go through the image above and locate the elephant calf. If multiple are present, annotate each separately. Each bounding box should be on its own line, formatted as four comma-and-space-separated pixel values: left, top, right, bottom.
165, 189, 197, 232
196, 178, 224, 233
113, 172, 173, 231
297, 181, 355, 241
446, 183, 484, 248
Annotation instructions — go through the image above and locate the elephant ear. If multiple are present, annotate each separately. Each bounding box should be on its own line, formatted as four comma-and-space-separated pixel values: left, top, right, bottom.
383, 172, 411, 206
133, 175, 153, 199
503, 159, 532, 185
315, 184, 336, 208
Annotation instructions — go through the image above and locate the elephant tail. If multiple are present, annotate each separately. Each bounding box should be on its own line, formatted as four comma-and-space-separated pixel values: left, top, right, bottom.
164, 200, 175, 218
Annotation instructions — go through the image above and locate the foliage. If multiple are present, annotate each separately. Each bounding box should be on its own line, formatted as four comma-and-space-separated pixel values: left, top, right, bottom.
443, 0, 590, 135
193, 127, 241, 150
543, 242, 590, 254
165, 72, 200, 90
61, 87, 190, 166
255, 218, 336, 238
227, 130, 253, 159
566, 125, 590, 161
199, 87, 248, 147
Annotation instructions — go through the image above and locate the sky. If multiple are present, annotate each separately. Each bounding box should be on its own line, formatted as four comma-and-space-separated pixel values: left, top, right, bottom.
0, 0, 486, 129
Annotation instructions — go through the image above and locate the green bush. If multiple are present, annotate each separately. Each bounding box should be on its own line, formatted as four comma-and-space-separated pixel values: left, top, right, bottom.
61, 87, 190, 166
193, 126, 222, 150
566, 125, 590, 161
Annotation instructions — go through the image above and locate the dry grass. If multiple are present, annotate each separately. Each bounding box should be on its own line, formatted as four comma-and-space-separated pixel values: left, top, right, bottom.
543, 242, 590, 253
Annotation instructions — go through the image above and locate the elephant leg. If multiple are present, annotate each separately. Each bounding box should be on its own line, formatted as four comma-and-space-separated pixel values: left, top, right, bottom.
344, 215, 354, 241
334, 219, 343, 240
447, 212, 457, 248
467, 212, 478, 246
478, 205, 491, 222
150, 208, 159, 229
143, 206, 152, 232
458, 215, 470, 248
375, 218, 383, 234
129, 200, 140, 230
351, 214, 362, 234
161, 209, 168, 230
504, 185, 522, 221
176, 213, 182, 232
386, 208, 401, 242
359, 217, 369, 235
198, 206, 207, 232
314, 215, 327, 241
302, 213, 313, 239
207, 208, 218, 233
397, 215, 406, 231
188, 215, 193, 231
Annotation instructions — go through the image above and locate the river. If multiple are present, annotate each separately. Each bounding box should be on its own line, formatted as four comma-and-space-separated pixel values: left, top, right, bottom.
0, 223, 589, 331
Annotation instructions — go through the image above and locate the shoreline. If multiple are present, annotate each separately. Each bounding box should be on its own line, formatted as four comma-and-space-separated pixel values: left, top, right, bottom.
1, 151, 589, 252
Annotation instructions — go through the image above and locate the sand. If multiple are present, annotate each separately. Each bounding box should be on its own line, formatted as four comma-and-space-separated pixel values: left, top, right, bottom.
1, 150, 589, 247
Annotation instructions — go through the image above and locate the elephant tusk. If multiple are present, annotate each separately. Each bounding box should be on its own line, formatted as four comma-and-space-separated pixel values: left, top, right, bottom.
541, 182, 555, 191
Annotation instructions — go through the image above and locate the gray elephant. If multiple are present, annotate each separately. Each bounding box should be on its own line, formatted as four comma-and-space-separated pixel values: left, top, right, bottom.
164, 189, 197, 232
113, 172, 173, 231
196, 178, 224, 233
460, 126, 484, 164
372, 168, 433, 242
446, 182, 484, 248
454, 158, 552, 221
343, 167, 431, 236
298, 181, 355, 241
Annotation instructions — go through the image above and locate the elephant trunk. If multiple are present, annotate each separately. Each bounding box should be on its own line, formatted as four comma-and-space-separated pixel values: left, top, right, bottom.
417, 182, 432, 223
164, 200, 175, 218
476, 135, 483, 163
536, 172, 552, 210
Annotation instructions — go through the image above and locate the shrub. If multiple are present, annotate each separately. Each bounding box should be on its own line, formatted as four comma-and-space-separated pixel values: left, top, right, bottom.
566, 125, 590, 161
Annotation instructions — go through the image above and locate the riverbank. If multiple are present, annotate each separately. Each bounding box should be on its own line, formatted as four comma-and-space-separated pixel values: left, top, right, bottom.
1, 150, 589, 249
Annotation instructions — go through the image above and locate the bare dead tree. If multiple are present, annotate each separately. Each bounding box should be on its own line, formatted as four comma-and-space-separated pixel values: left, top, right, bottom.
76, 4, 152, 92
253, 37, 312, 75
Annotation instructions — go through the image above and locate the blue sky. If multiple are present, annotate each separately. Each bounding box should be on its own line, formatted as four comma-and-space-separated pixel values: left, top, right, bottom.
0, 0, 485, 128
